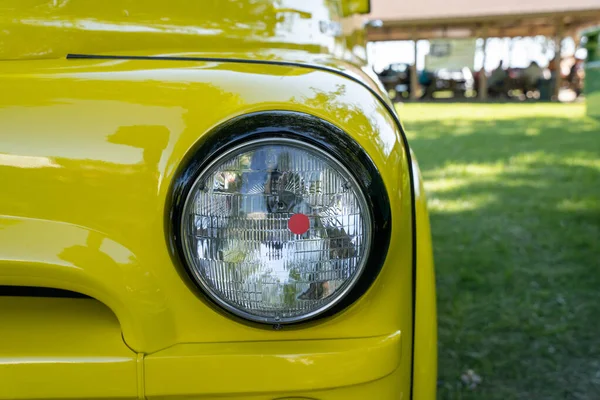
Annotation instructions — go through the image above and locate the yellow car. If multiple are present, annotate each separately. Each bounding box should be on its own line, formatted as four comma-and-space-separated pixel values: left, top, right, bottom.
0, 0, 436, 399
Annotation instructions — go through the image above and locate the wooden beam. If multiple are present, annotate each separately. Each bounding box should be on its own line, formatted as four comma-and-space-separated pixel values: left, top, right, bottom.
366, 10, 600, 41
368, 9, 600, 28
368, 24, 566, 41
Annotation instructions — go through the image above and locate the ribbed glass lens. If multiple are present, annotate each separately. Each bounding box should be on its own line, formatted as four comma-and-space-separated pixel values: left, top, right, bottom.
181, 138, 372, 323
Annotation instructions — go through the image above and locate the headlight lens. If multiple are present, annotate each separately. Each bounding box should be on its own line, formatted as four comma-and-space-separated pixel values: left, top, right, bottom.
180, 138, 372, 324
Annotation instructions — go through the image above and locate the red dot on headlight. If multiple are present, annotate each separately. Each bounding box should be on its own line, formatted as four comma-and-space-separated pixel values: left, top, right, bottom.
288, 213, 310, 235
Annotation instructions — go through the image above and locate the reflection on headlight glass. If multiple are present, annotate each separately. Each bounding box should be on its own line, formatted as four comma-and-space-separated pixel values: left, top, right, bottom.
182, 141, 371, 322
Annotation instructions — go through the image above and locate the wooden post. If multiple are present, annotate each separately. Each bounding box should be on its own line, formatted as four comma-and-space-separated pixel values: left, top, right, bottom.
553, 19, 564, 101
478, 27, 488, 100
410, 38, 419, 100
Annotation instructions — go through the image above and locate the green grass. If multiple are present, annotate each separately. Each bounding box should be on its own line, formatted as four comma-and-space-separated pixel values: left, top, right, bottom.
397, 103, 600, 399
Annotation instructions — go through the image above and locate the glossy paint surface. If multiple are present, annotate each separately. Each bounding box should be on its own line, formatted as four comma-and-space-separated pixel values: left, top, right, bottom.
0, 297, 138, 399
412, 155, 439, 400
0, 0, 366, 64
0, 56, 420, 397
0, 0, 436, 397
145, 332, 401, 396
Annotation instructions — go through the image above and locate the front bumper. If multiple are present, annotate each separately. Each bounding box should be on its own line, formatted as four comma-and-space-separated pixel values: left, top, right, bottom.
151, 368, 406, 400
0, 297, 405, 400
145, 333, 402, 398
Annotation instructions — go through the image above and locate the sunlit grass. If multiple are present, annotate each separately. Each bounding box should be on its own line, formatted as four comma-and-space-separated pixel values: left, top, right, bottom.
399, 103, 600, 399
427, 194, 496, 213
398, 102, 587, 123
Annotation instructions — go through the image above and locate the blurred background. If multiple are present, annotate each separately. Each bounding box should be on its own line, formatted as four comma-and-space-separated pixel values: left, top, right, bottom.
366, 0, 599, 106
365, 1, 600, 399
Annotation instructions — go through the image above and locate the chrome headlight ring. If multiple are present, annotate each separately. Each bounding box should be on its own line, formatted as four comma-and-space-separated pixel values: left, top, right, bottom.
168, 111, 392, 326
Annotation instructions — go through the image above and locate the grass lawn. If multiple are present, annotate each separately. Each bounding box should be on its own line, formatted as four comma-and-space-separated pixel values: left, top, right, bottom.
397, 103, 600, 399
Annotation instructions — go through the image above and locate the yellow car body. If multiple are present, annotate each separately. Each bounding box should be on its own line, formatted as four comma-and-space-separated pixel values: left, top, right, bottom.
0, 1, 436, 399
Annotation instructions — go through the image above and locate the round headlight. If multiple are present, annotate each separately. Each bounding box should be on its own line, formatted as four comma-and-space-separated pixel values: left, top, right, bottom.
179, 137, 373, 324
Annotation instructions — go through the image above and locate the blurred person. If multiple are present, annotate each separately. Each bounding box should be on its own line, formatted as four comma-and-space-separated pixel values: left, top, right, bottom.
568, 58, 585, 96
488, 61, 507, 97
523, 61, 543, 92
567, 58, 580, 79
419, 69, 435, 99
472, 69, 480, 92
548, 60, 557, 76
406, 65, 413, 97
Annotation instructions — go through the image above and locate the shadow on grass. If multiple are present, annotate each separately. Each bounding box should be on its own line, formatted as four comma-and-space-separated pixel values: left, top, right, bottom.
406, 113, 600, 399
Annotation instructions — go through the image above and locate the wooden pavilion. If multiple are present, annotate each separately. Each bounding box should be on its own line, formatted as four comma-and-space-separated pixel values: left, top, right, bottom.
366, 0, 600, 99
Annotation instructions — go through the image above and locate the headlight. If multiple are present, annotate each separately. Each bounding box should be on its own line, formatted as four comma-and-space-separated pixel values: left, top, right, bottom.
179, 137, 371, 324
170, 113, 391, 325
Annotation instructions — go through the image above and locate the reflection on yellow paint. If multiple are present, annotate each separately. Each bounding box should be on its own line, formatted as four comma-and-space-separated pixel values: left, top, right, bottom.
0, 356, 132, 365
20, 19, 222, 35
0, 0, 351, 61
0, 153, 59, 169
282, 355, 315, 366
